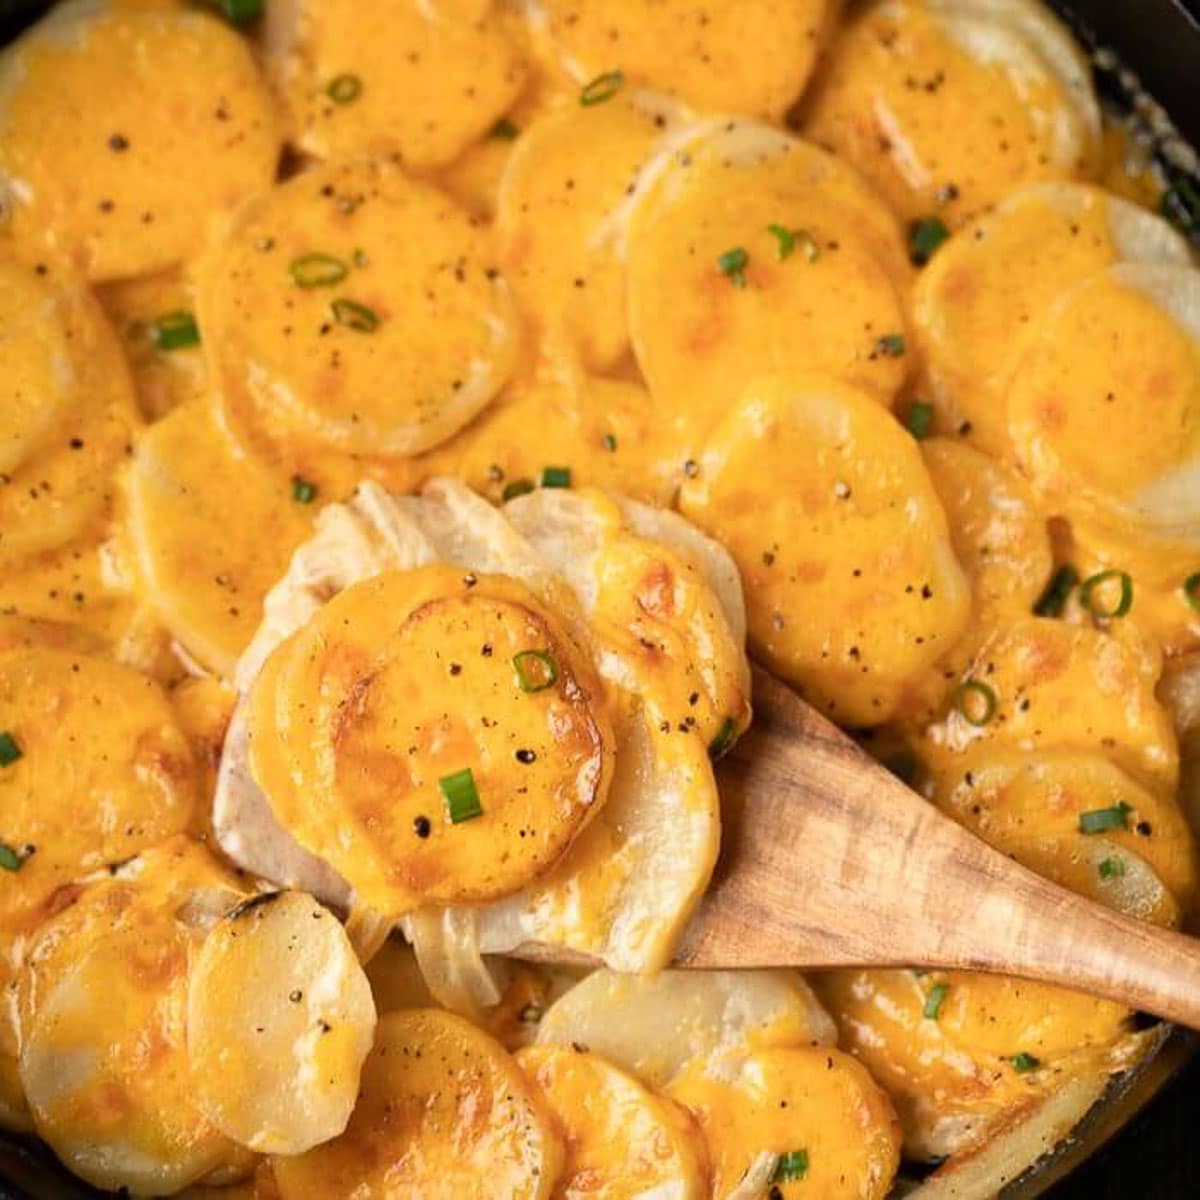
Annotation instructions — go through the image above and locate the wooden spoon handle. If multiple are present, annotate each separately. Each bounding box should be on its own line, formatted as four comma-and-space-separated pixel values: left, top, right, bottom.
675, 667, 1200, 1029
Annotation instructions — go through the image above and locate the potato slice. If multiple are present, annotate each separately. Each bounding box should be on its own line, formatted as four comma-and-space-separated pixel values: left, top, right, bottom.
262, 0, 526, 169
679, 373, 970, 726
528, 0, 834, 121
272, 1008, 565, 1200
198, 159, 521, 469
16, 838, 248, 1195
912, 183, 1190, 455
536, 969, 836, 1088
626, 120, 911, 458
801, 0, 1097, 225
517, 1044, 708, 1198
187, 891, 376, 1155
126, 402, 313, 678
1162, 652, 1200, 834
666, 1044, 901, 1199
0, 1, 280, 281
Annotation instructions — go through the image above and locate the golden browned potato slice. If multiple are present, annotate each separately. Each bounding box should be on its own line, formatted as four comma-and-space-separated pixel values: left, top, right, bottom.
247, 565, 615, 917
496, 89, 684, 371
16, 837, 249, 1195
187, 890, 377, 1155
666, 1044, 901, 1199
272, 1008, 565, 1200
0, 1, 280, 281
912, 183, 1191, 455
0, 257, 137, 567
528, 0, 834, 121
800, 0, 1098, 225
516, 1044, 708, 1198
679, 373, 970, 726
1008, 263, 1200, 567
262, 0, 526, 169
198, 159, 521, 474
125, 402, 313, 678
626, 121, 911, 459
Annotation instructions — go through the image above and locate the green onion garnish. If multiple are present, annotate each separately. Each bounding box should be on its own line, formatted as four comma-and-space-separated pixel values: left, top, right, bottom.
1160, 175, 1199, 240
0, 731, 22, 768
1079, 569, 1133, 619
924, 982, 950, 1020
440, 768, 483, 824
580, 70, 624, 107
327, 74, 362, 105
602, 433, 618, 452
767, 224, 795, 260
289, 253, 349, 289
1183, 573, 1200, 612
512, 650, 559, 693
771, 1150, 809, 1183
717, 247, 749, 288
291, 476, 318, 504
331, 298, 380, 333
1010, 1052, 1040, 1073
491, 116, 519, 140
909, 216, 950, 266
953, 680, 996, 727
502, 478, 535, 502
708, 716, 740, 761
541, 466, 571, 489
907, 400, 934, 440
1034, 565, 1079, 618
217, 0, 262, 25
1099, 856, 1126, 879
1080, 802, 1131, 835
0, 843, 24, 872
876, 332, 906, 358
150, 310, 200, 352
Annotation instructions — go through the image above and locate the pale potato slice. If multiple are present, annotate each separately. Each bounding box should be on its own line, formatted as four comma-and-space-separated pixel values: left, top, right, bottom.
262, 0, 526, 169
0, 1, 280, 281
16, 838, 248, 1195
1008, 263, 1200, 557
912, 183, 1191, 454
187, 891, 377, 1155
126, 402, 313, 678
528, 0, 834, 121
496, 89, 684, 371
272, 1009, 565, 1200
198, 159, 521, 468
516, 1044, 708, 1199
679, 373, 970, 726
801, 0, 1097, 225
665, 1044, 901, 1199
535, 969, 836, 1088
626, 121, 911, 458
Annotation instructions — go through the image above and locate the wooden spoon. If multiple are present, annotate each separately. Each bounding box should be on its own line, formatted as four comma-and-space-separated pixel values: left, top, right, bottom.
670, 666, 1200, 1029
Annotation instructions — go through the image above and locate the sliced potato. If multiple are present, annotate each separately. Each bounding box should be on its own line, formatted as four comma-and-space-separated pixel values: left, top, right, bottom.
679, 373, 970, 726
1162, 652, 1200, 835
535, 969, 836, 1088
0, 1, 280, 280
912, 183, 1191, 455
666, 1044, 901, 1199
529, 0, 834, 121
272, 1009, 565, 1200
188, 891, 377, 1155
517, 1043, 708, 1198
198, 159, 521, 471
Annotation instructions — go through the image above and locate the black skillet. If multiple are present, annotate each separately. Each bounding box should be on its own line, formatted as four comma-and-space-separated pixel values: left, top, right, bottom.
0, 0, 1197, 1196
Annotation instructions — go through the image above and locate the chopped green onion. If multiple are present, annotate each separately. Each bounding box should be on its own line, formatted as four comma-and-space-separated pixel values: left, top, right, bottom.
502, 478, 535, 502
1010, 1052, 1040, 1073
876, 332, 906, 358
150, 310, 200, 352
0, 843, 24, 872
0, 731, 22, 767
767, 224, 796, 260
1183, 573, 1200, 612
491, 116, 519, 140
580, 70, 624, 106
331, 298, 380, 333
909, 216, 950, 266
1079, 569, 1133, 619
717, 247, 749, 288
708, 716, 740, 761
512, 650, 559, 693
440, 768, 483, 824
1034, 565, 1079, 618
327, 74, 362, 105
907, 400, 934, 440
771, 1150, 809, 1183
953, 680, 996, 727
1099, 856, 1127, 880
216, 0, 262, 25
291, 476, 318, 504
1161, 175, 1200, 240
541, 466, 572, 489
1079, 802, 1131, 835
923, 982, 950, 1020
289, 253, 349, 289
602, 433, 618, 452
